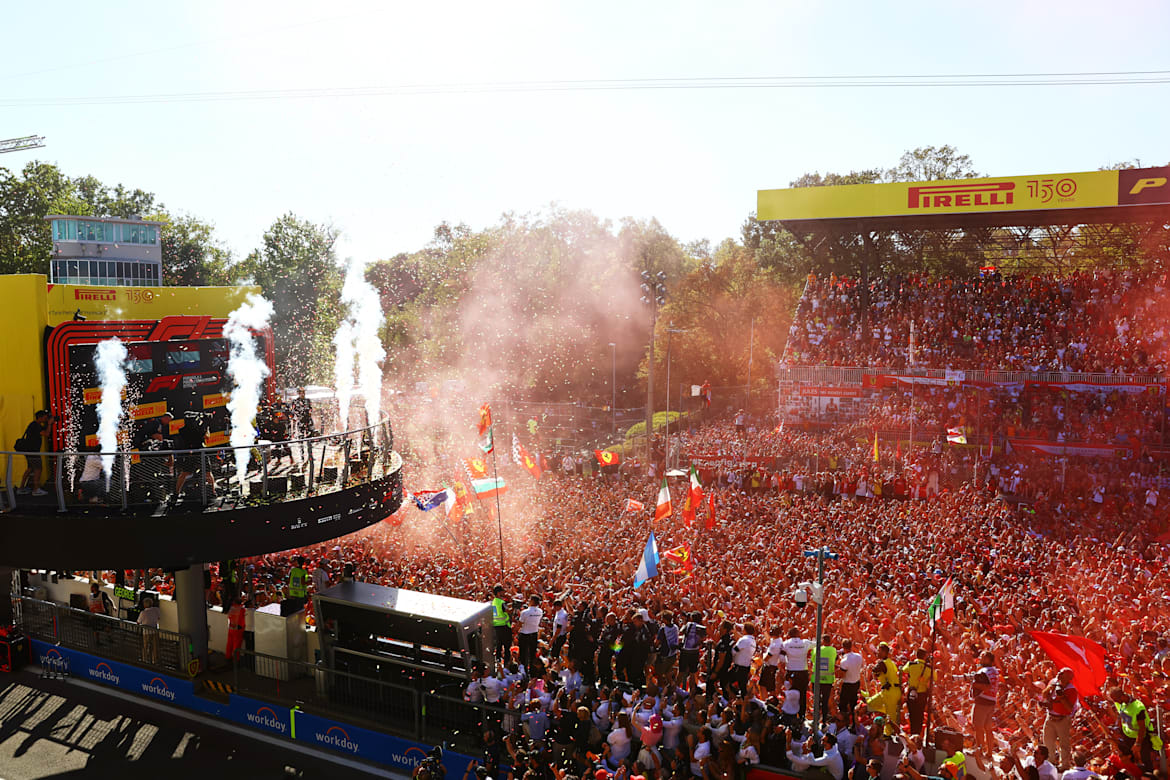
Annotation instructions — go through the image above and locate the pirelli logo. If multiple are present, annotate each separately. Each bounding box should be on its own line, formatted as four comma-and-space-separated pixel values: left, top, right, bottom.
908, 182, 1014, 209
74, 288, 117, 301
1119, 166, 1170, 205
203, 392, 227, 409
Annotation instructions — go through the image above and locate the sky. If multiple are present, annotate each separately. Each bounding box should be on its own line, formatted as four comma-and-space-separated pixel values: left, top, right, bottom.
2, 1, 1168, 264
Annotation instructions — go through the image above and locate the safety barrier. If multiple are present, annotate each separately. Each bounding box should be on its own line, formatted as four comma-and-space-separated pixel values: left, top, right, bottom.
228, 649, 512, 756
20, 596, 192, 676
0, 415, 394, 514
777, 365, 1164, 387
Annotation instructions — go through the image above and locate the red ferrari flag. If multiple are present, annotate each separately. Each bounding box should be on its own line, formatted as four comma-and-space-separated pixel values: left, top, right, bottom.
594, 449, 621, 467
682, 491, 695, 528
513, 436, 542, 480
625, 498, 645, 513
662, 542, 694, 576
465, 457, 489, 480
477, 403, 492, 436
1028, 631, 1108, 695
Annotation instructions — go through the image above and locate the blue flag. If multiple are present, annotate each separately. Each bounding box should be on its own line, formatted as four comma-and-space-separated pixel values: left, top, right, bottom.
634, 532, 659, 589
412, 490, 447, 512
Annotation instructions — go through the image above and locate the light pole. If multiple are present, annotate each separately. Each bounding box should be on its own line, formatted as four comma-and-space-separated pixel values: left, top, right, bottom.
641, 271, 666, 465
609, 342, 617, 439
664, 325, 687, 469
799, 546, 838, 745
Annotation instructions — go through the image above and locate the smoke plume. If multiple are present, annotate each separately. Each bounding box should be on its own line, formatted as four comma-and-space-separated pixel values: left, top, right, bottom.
94, 337, 128, 486
336, 256, 385, 434
225, 293, 275, 487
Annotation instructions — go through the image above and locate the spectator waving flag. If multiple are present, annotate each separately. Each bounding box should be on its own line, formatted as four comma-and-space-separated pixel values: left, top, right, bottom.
946, 427, 967, 445
595, 449, 621, 467
625, 498, 645, 513
634, 531, 659, 589
927, 577, 955, 624
654, 479, 672, 521
662, 542, 694, 577
1029, 631, 1108, 694
513, 435, 542, 479
411, 490, 447, 512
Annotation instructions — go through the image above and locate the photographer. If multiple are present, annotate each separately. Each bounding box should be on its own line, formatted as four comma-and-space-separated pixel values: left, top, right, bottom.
413, 746, 447, 780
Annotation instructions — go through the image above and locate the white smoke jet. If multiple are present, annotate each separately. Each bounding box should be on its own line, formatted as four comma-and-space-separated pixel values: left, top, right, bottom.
94, 338, 128, 486
337, 257, 385, 436
333, 319, 355, 432
225, 293, 274, 487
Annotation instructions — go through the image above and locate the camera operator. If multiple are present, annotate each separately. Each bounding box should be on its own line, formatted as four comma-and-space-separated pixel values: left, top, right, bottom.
412, 746, 447, 780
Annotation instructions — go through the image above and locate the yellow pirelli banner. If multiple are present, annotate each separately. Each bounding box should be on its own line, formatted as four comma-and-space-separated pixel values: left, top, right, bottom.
44, 283, 260, 327
757, 165, 1170, 222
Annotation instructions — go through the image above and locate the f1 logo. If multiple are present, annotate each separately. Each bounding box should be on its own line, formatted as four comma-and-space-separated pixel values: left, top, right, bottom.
1119, 166, 1170, 205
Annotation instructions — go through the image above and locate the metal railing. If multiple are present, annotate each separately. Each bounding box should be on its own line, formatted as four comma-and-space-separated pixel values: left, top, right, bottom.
229, 649, 513, 755
777, 365, 1165, 387
20, 596, 193, 676
0, 415, 395, 514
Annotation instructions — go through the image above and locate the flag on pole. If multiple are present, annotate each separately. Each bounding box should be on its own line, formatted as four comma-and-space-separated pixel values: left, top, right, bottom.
465, 457, 489, 480
472, 477, 508, 500
682, 491, 695, 528
662, 542, 694, 576
705, 492, 716, 530
625, 498, 645, 513
702, 382, 712, 408
654, 479, 672, 521
688, 464, 704, 507
478, 427, 494, 454
443, 487, 463, 520
411, 490, 447, 512
514, 437, 542, 479
1028, 630, 1108, 694
946, 427, 967, 445
633, 532, 659, 589
477, 403, 492, 436
873, 430, 879, 463
927, 578, 955, 624
594, 449, 621, 467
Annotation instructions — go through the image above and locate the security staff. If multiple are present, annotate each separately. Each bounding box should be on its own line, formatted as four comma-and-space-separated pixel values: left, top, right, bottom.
901, 648, 933, 737
1110, 686, 1163, 770
225, 596, 247, 664
490, 585, 512, 662
866, 642, 901, 734
286, 556, 308, 614
809, 634, 838, 726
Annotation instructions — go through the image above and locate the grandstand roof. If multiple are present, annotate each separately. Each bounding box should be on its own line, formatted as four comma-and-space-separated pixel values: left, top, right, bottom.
758, 165, 1170, 233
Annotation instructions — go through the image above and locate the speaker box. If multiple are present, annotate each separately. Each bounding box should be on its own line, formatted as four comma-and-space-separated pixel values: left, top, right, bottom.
933, 727, 964, 757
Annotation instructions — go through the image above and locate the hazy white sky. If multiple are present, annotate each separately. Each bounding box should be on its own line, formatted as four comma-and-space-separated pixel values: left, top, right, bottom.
3, 1, 1168, 263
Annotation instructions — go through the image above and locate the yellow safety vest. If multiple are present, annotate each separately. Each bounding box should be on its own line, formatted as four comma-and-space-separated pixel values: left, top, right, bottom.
492, 597, 511, 627
288, 567, 307, 598
942, 752, 966, 780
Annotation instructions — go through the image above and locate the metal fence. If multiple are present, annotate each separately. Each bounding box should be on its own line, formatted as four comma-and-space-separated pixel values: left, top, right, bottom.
1, 415, 395, 514
777, 365, 1164, 387
229, 649, 509, 754
20, 596, 193, 676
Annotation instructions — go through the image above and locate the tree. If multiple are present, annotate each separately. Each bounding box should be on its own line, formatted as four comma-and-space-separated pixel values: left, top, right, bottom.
157, 214, 233, 286
235, 214, 341, 385
0, 162, 89, 275
887, 145, 980, 182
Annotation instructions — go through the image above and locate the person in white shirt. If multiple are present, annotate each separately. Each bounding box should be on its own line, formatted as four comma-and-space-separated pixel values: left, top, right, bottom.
837, 638, 864, 726
781, 628, 811, 720
550, 599, 570, 661
1060, 753, 1101, 780
1011, 745, 1060, 780
787, 731, 844, 780
311, 560, 330, 594
730, 624, 757, 695
137, 594, 161, 664
517, 595, 543, 672
761, 626, 785, 695
605, 712, 635, 770
660, 705, 684, 756
689, 727, 712, 778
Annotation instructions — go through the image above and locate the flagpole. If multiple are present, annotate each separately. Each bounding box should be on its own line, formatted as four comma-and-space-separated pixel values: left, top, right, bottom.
923, 610, 938, 742
491, 433, 505, 579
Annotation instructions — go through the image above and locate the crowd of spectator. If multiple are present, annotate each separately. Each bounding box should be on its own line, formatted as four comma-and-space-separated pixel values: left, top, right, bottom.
783, 271, 1170, 374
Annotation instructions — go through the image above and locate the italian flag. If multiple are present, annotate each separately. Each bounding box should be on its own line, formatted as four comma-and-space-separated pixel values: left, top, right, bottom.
688, 465, 703, 507
927, 578, 955, 625
472, 477, 508, 500
654, 479, 672, 521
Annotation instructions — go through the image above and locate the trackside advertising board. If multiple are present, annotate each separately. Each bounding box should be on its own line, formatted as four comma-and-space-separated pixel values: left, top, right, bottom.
29, 641, 475, 775
757, 165, 1170, 222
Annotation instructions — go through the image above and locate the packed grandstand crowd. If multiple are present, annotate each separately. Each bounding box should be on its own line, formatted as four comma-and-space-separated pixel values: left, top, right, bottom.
85, 271, 1170, 780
